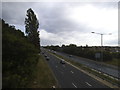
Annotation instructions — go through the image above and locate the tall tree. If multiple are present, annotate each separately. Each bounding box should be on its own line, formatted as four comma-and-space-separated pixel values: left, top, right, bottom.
25, 8, 40, 51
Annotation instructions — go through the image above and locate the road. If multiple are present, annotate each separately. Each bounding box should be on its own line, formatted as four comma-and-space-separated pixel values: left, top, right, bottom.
42, 49, 109, 88
51, 50, 119, 79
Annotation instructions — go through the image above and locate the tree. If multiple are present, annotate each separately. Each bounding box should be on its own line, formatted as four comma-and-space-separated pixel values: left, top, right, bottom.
25, 8, 40, 51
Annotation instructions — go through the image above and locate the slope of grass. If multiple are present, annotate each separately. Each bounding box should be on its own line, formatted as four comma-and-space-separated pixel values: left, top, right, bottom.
27, 54, 59, 88
105, 58, 120, 67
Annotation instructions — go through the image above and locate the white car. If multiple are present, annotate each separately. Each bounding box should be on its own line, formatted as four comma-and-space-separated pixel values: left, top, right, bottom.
69, 55, 72, 57
60, 60, 65, 64
46, 56, 50, 61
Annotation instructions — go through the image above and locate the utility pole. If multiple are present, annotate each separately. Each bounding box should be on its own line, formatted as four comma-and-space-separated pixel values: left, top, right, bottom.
91, 32, 112, 62
60, 42, 61, 47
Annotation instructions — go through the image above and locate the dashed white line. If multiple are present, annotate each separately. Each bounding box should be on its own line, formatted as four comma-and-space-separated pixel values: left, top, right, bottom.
85, 82, 92, 87
71, 71, 73, 73
72, 83, 77, 88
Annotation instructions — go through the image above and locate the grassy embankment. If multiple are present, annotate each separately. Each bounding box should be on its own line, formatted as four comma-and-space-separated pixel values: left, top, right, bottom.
105, 58, 120, 67
49, 51, 120, 87
2, 19, 58, 88
27, 54, 59, 88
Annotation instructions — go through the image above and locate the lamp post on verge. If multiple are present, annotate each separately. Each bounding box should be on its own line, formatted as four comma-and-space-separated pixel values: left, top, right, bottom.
60, 42, 61, 47
91, 32, 112, 62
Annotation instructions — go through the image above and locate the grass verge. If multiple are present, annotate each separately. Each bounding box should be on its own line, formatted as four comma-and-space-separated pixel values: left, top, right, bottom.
27, 54, 59, 88
105, 58, 120, 67
49, 52, 120, 88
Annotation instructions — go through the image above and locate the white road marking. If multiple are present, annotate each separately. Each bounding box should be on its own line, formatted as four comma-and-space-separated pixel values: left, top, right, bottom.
56, 66, 58, 68
71, 71, 74, 74
72, 83, 77, 88
85, 82, 92, 87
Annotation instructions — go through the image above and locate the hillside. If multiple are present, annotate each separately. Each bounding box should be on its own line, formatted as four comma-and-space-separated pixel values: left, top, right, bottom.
2, 19, 57, 88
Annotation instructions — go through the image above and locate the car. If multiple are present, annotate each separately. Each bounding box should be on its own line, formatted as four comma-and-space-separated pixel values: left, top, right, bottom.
46, 57, 50, 61
44, 55, 47, 57
69, 55, 72, 57
60, 59, 65, 64
41, 52, 44, 54
53, 51, 56, 54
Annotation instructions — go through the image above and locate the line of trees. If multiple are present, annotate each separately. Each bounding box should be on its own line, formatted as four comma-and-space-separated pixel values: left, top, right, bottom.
44, 44, 119, 62
2, 8, 40, 88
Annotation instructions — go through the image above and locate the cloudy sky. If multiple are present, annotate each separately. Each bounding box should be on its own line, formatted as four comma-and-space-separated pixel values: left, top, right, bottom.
2, 0, 119, 46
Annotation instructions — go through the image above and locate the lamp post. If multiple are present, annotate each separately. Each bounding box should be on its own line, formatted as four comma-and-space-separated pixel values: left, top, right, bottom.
91, 32, 112, 62
91, 32, 112, 46
60, 42, 61, 47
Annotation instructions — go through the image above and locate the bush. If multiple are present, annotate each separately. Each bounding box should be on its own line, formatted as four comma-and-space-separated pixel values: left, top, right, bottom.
2, 19, 39, 88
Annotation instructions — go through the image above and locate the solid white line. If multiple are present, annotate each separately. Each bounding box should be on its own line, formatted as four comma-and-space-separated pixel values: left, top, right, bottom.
71, 71, 74, 73
72, 83, 77, 88
85, 82, 92, 87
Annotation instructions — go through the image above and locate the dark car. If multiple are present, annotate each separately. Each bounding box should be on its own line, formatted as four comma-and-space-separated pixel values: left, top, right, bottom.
69, 55, 72, 57
42, 52, 44, 54
44, 55, 47, 57
60, 60, 65, 64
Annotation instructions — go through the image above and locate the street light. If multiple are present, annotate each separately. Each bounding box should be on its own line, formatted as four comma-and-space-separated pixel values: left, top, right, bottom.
91, 32, 112, 62
60, 42, 61, 47
91, 32, 112, 46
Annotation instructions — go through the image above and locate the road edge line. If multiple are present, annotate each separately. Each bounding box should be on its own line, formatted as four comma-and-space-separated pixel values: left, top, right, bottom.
50, 53, 119, 88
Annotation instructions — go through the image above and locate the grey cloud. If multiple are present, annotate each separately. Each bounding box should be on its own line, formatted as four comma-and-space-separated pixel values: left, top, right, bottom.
40, 38, 60, 46
39, 2, 118, 34
2, 2, 40, 25
106, 40, 118, 46
2, 2, 117, 46
40, 19, 90, 34
90, 2, 118, 9
2, 2, 117, 30
38, 3, 91, 34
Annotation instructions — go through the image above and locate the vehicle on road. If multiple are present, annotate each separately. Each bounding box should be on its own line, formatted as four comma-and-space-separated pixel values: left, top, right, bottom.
69, 55, 72, 57
46, 56, 50, 61
42, 52, 44, 54
53, 51, 56, 54
60, 60, 65, 64
44, 55, 47, 57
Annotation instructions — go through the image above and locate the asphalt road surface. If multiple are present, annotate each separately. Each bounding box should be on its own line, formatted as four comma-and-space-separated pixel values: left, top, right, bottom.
51, 50, 119, 79
42, 49, 109, 88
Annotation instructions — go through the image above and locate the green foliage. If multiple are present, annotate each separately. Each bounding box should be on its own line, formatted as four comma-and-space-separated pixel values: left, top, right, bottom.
25, 8, 40, 51
2, 19, 39, 88
27, 55, 59, 88
102, 51, 113, 61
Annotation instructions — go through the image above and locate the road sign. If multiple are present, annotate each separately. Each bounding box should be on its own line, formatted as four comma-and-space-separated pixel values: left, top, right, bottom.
95, 53, 101, 59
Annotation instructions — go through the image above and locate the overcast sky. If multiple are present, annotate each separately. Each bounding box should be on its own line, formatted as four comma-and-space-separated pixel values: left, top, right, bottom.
2, 1, 119, 46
